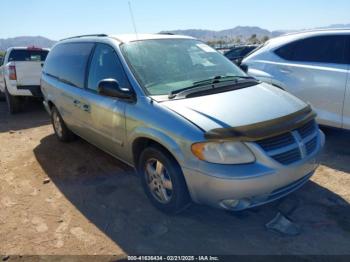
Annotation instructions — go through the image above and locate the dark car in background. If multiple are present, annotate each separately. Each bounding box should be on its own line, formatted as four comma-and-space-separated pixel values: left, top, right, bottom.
225, 45, 258, 65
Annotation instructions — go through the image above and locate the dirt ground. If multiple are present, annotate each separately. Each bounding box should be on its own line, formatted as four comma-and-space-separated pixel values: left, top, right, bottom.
0, 99, 350, 257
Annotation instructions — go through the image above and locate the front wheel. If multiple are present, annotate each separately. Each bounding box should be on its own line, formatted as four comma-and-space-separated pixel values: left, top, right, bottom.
51, 106, 76, 142
139, 146, 191, 214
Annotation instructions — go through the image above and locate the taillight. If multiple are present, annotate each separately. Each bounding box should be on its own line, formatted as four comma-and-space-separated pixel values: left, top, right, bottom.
9, 65, 17, 80
27, 46, 42, 51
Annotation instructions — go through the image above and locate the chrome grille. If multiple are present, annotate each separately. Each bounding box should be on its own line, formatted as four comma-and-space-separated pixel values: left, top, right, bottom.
272, 148, 302, 165
257, 132, 295, 151
297, 120, 316, 138
256, 120, 318, 165
305, 136, 318, 154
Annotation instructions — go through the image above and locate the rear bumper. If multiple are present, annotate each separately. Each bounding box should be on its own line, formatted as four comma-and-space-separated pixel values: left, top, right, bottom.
6, 81, 42, 97
17, 85, 42, 97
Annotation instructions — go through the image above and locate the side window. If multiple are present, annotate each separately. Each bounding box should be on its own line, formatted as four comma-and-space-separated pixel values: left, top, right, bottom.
87, 44, 130, 92
226, 47, 244, 59
346, 36, 350, 64
44, 43, 94, 88
275, 35, 347, 64
274, 42, 297, 60
241, 47, 257, 57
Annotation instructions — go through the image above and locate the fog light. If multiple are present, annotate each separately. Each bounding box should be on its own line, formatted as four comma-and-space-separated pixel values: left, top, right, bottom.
221, 199, 240, 209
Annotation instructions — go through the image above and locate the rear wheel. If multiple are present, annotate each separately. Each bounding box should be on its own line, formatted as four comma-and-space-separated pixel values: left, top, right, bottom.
0, 91, 5, 101
4, 86, 21, 114
139, 146, 191, 214
51, 106, 76, 142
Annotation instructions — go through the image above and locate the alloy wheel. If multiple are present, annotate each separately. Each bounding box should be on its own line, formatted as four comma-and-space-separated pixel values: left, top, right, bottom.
145, 158, 173, 204
52, 110, 63, 138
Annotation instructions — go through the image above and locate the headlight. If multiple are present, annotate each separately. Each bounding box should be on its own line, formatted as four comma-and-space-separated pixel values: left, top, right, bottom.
191, 141, 255, 164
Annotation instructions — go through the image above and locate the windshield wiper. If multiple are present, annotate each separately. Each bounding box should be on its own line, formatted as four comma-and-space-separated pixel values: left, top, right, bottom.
193, 75, 255, 86
168, 75, 258, 99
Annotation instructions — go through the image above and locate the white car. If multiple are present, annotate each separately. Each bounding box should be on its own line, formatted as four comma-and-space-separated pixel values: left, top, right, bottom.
0, 47, 50, 113
242, 29, 350, 130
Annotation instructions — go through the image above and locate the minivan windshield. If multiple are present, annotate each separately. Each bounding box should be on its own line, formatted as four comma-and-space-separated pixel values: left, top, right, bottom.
120, 39, 247, 96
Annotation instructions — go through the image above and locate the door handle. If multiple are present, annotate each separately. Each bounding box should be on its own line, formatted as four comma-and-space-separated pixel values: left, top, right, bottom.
280, 67, 292, 74
82, 104, 90, 112
73, 100, 80, 107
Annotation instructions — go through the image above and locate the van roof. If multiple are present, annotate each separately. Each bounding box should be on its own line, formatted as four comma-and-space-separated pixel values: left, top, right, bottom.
60, 33, 195, 43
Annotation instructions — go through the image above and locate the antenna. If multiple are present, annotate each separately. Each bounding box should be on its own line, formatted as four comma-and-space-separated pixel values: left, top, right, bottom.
128, 1, 139, 39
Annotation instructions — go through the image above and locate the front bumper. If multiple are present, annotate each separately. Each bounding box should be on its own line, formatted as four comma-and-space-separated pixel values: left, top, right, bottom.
183, 131, 324, 211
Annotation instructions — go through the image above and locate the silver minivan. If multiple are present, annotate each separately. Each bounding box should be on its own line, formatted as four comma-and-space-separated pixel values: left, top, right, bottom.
41, 34, 325, 213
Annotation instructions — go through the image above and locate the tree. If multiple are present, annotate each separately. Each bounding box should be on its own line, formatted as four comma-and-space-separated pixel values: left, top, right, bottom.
206, 40, 215, 47
248, 34, 259, 44
261, 35, 270, 43
234, 37, 242, 45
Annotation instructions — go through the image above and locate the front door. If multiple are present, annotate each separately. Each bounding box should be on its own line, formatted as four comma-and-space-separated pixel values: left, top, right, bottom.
342, 35, 350, 129
78, 43, 132, 157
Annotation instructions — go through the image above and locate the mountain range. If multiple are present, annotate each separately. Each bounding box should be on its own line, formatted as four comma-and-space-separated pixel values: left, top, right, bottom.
0, 24, 349, 50
0, 36, 56, 51
162, 23, 350, 41
163, 26, 279, 41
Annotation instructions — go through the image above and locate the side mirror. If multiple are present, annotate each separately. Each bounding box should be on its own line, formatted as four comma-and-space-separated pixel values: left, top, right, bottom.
239, 64, 248, 73
98, 79, 134, 100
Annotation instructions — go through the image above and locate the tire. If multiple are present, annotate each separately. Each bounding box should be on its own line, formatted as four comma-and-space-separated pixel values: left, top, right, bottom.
138, 146, 191, 214
51, 106, 76, 142
4, 86, 21, 114
0, 91, 5, 101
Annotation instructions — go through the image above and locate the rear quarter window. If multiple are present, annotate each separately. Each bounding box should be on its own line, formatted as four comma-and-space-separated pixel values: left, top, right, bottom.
43, 42, 94, 88
275, 35, 348, 64
8, 49, 49, 62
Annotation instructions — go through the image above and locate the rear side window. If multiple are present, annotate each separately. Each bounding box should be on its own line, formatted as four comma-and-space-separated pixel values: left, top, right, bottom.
44, 43, 94, 88
275, 35, 347, 64
346, 36, 350, 64
8, 49, 48, 62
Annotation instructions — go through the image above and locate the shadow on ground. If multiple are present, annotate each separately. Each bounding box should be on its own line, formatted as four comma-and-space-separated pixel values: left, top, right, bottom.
33, 134, 350, 255
319, 126, 350, 173
0, 100, 50, 133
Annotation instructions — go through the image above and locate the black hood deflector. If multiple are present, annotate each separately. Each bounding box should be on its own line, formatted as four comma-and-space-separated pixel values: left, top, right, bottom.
204, 105, 316, 141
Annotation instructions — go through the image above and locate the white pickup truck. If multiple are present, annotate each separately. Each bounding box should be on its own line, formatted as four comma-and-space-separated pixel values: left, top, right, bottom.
0, 47, 49, 113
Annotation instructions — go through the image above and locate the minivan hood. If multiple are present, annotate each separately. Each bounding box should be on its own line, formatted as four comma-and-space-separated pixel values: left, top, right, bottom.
162, 83, 308, 133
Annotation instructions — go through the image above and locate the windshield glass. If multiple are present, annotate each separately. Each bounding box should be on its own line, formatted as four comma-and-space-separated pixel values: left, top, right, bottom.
120, 39, 246, 96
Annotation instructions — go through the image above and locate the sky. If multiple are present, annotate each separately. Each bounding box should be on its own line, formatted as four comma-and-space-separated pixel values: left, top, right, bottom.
2, 0, 350, 40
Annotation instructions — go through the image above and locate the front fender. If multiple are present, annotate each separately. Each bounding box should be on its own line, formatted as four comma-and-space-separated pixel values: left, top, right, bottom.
127, 126, 187, 166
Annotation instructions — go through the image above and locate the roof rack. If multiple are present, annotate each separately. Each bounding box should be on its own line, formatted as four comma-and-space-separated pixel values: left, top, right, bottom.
279, 28, 350, 37
60, 34, 108, 41
158, 32, 175, 35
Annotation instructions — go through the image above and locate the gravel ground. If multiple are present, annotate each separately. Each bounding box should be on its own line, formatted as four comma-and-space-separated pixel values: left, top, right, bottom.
0, 99, 350, 257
